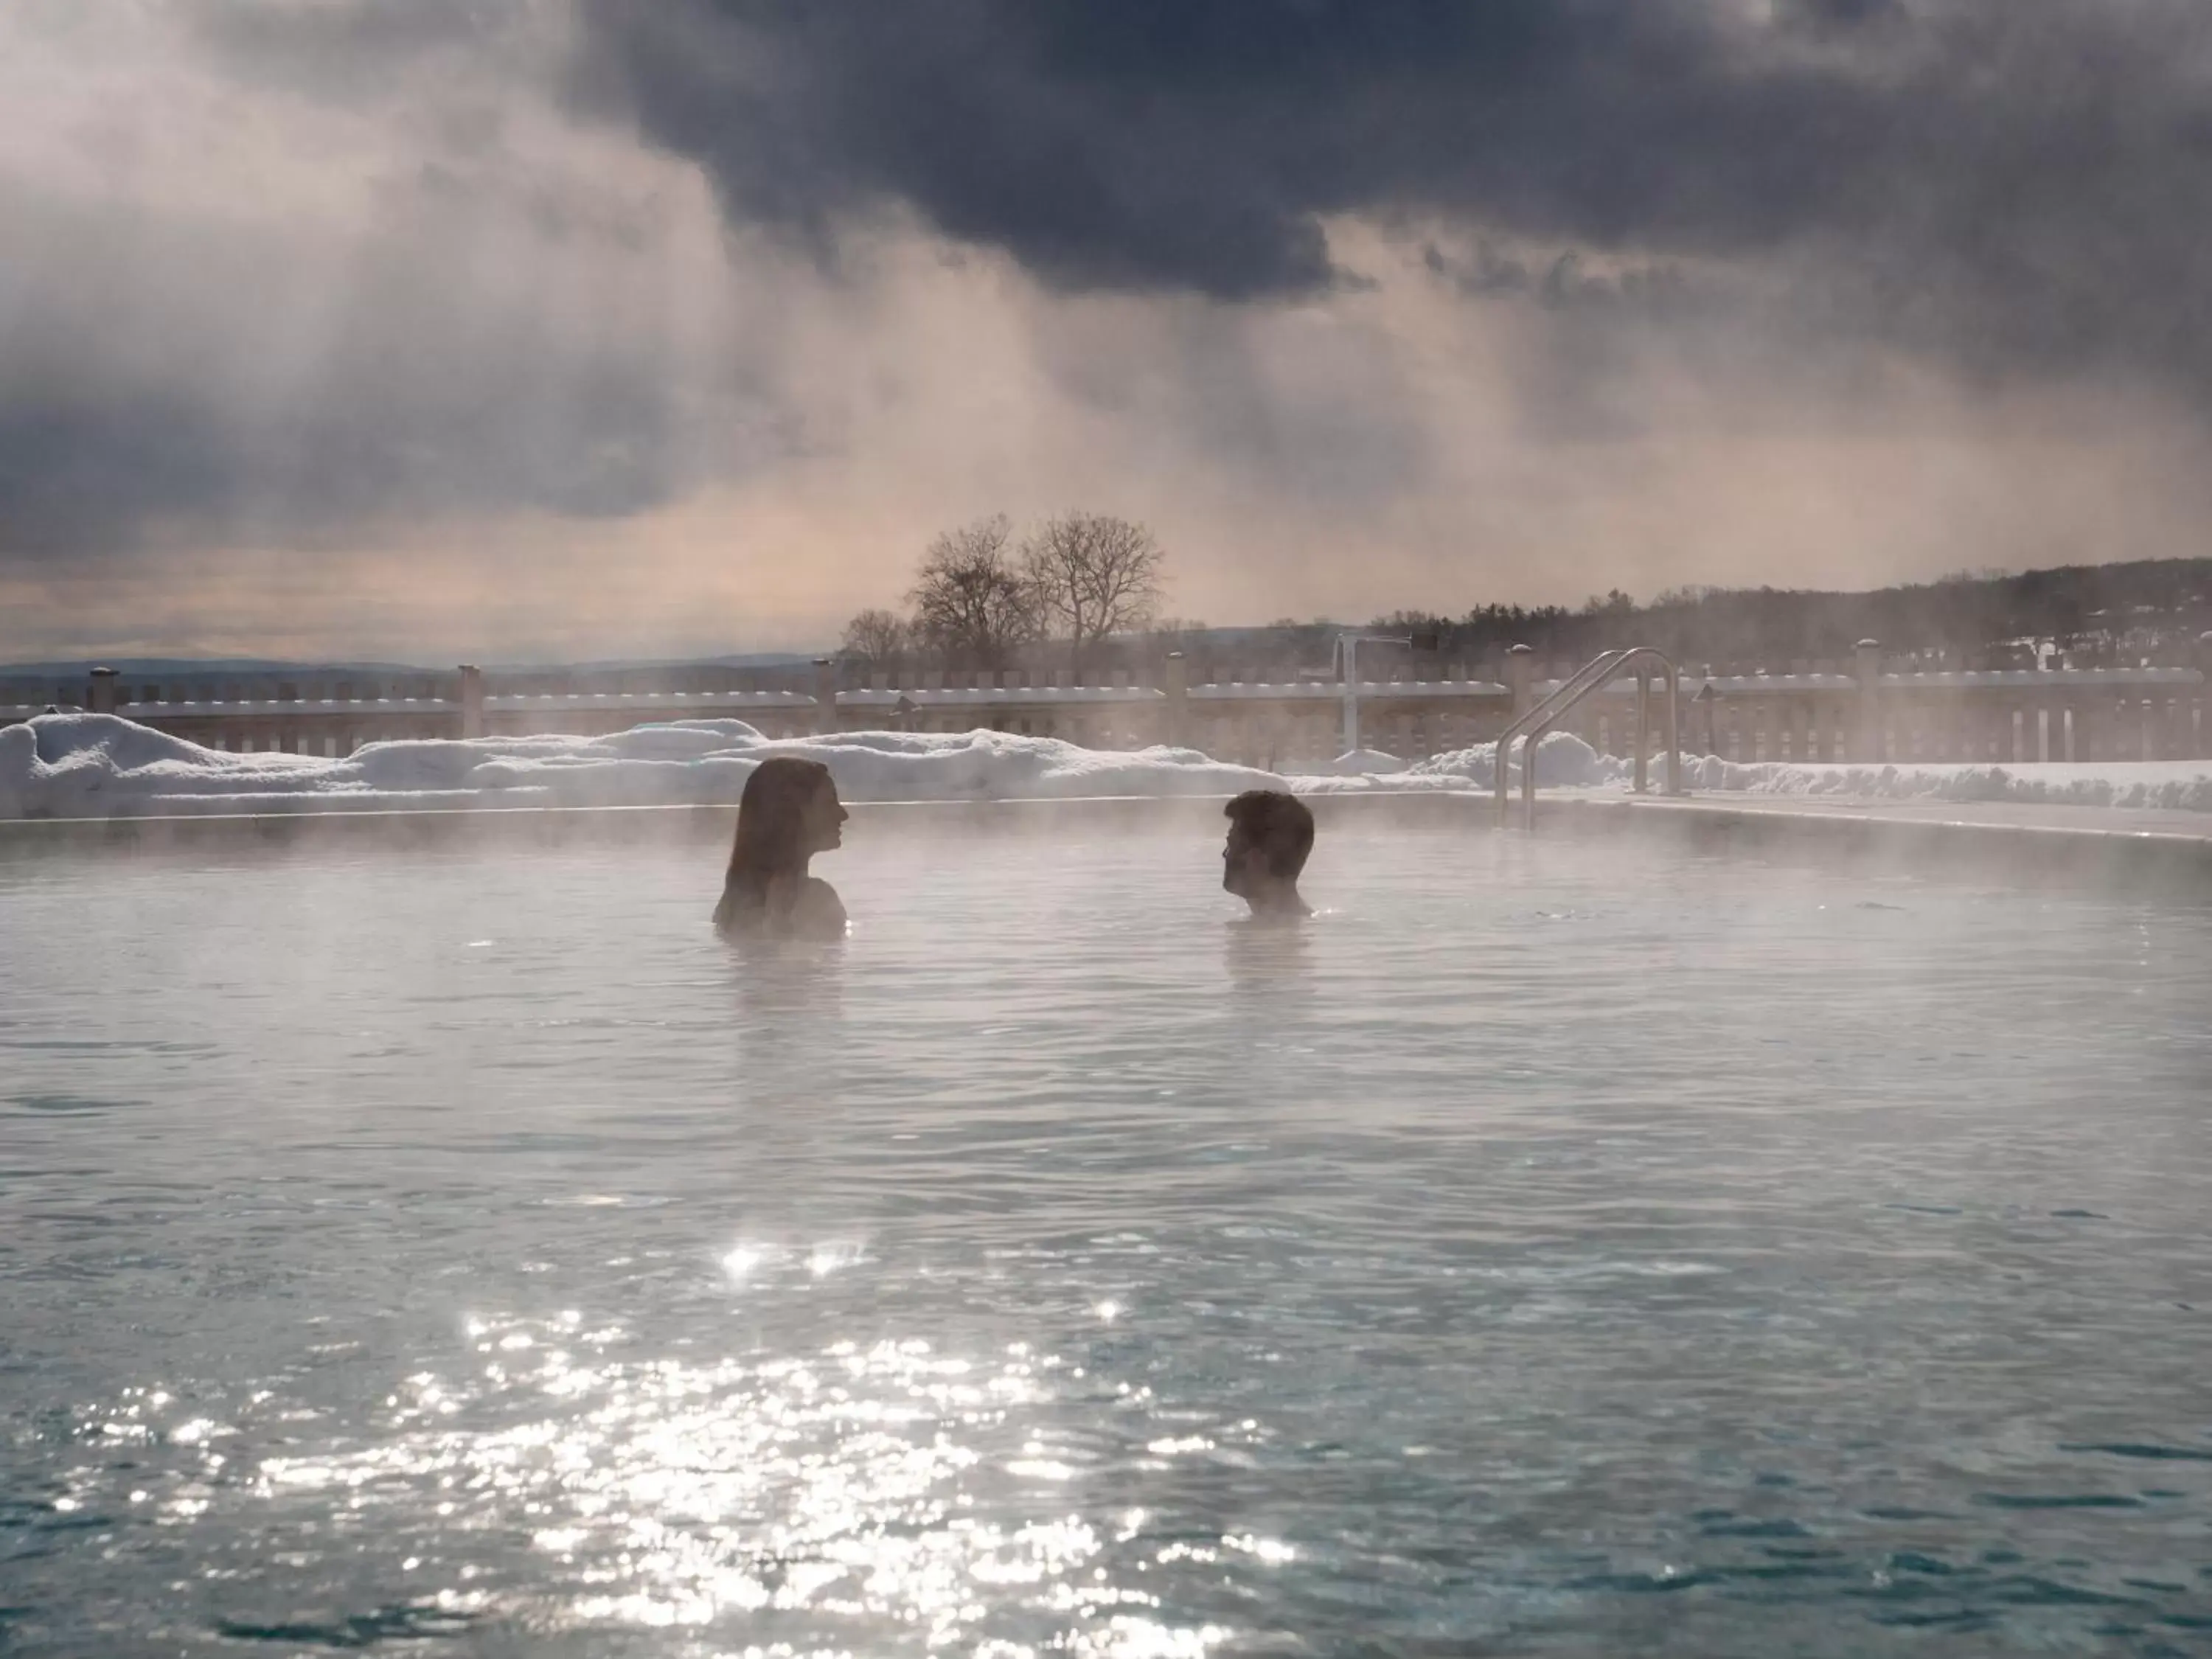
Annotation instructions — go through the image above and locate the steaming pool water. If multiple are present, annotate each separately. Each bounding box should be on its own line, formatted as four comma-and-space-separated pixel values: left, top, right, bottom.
3, 820, 2210, 1657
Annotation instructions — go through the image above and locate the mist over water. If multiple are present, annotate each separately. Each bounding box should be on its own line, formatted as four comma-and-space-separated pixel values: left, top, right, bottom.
4, 830, 2210, 1653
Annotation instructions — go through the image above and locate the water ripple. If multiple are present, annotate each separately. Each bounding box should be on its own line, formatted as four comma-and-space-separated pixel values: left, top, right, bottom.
2, 833, 2210, 1654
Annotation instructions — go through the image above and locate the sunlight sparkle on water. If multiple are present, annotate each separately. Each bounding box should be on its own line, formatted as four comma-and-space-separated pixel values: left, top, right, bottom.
20, 839, 2207, 1654
178, 1310, 1221, 1650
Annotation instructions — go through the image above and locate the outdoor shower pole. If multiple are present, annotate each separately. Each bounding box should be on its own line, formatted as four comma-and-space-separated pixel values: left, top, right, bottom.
1338, 633, 1412, 758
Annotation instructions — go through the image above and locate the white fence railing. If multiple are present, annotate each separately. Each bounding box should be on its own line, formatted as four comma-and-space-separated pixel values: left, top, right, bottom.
4, 646, 2208, 767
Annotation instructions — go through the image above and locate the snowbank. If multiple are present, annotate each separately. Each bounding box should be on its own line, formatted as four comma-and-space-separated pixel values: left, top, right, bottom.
1665, 754, 2212, 814
0, 713, 1441, 820
1412, 731, 1624, 790
1413, 734, 2212, 814
4, 713, 2207, 819
1316, 747, 1410, 776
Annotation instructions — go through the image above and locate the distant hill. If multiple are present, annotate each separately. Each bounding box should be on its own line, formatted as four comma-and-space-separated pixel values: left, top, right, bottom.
0, 651, 821, 678
1364, 556, 2212, 672
0, 656, 425, 678
512, 652, 820, 673
11, 557, 2209, 686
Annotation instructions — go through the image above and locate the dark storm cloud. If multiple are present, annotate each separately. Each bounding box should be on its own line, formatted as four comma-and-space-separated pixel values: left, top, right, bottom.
579, 0, 2212, 404
0, 349, 676, 560
11, 0, 2212, 651
197, 0, 510, 57
0, 3, 786, 564
187, 0, 531, 101
0, 174, 703, 560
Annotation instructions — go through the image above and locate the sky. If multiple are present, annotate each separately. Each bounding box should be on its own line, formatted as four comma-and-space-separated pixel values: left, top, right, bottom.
4, 0, 2212, 664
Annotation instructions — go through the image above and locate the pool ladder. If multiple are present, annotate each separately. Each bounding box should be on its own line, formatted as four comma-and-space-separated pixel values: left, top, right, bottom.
1495, 647, 1686, 830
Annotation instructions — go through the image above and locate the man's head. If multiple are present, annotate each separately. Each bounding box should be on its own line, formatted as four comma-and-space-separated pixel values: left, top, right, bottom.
1222, 789, 1315, 916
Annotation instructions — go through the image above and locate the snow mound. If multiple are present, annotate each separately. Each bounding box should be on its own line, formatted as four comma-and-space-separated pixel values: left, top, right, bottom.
1412, 731, 1627, 790
0, 714, 1315, 819
1317, 747, 1408, 776
1414, 736, 2212, 814
1667, 754, 2212, 814
4, 714, 2206, 820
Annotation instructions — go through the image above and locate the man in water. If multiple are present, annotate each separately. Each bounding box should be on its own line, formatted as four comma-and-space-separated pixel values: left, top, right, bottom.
1222, 789, 1314, 922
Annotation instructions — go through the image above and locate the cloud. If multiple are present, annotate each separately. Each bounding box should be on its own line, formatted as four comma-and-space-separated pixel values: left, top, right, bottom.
580, 0, 2212, 403
189, 0, 535, 94
0, 1, 783, 562
4, 0, 2212, 663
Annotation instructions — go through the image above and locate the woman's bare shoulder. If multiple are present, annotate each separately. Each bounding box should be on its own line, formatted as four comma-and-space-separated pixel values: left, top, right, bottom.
789, 877, 847, 937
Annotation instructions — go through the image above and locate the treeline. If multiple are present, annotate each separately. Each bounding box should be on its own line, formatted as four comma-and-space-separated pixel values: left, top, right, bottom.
1368, 559, 2212, 670
844, 535, 2211, 680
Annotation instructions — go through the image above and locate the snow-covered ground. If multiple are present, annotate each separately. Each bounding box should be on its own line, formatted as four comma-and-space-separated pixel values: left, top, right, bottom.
1686, 753, 2212, 813
1413, 735, 2212, 814
4, 712, 2210, 819
0, 713, 1441, 819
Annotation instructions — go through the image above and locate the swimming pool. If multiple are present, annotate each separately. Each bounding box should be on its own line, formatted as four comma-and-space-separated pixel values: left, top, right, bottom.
4, 823, 2210, 1655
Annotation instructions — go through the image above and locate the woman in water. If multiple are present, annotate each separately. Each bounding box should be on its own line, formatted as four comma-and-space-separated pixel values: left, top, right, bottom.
713, 757, 850, 939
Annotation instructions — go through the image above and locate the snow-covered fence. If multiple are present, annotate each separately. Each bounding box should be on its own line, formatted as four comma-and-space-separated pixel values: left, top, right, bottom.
1686, 663, 2209, 766
3, 641, 2207, 764
0, 666, 830, 757
839, 660, 1517, 770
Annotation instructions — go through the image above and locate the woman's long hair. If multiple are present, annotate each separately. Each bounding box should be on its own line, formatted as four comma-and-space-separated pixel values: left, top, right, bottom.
716, 757, 835, 930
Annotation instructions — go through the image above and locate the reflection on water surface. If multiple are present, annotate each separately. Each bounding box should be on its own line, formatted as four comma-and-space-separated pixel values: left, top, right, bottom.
4, 832, 2211, 1655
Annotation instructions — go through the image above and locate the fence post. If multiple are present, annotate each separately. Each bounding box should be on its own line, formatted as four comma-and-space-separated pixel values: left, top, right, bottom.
1632, 666, 1651, 791
813, 658, 838, 734
1163, 651, 1189, 748
1507, 643, 1534, 720
2199, 634, 2212, 759
88, 667, 118, 714
1854, 639, 1884, 763
458, 664, 485, 740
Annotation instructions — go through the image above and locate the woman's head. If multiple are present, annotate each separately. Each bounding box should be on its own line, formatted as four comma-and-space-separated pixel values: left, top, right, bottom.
730, 757, 846, 874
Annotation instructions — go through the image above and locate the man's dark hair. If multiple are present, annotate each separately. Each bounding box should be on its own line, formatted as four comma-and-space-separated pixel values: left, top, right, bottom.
1225, 789, 1315, 880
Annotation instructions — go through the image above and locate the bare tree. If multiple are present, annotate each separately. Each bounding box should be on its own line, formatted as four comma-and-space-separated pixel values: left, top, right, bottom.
908, 515, 1040, 670
840, 607, 911, 665
1023, 512, 1166, 675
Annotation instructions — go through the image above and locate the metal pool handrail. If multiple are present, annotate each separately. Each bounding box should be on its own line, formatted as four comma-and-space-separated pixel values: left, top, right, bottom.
1496, 647, 1685, 829
1492, 650, 1630, 824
